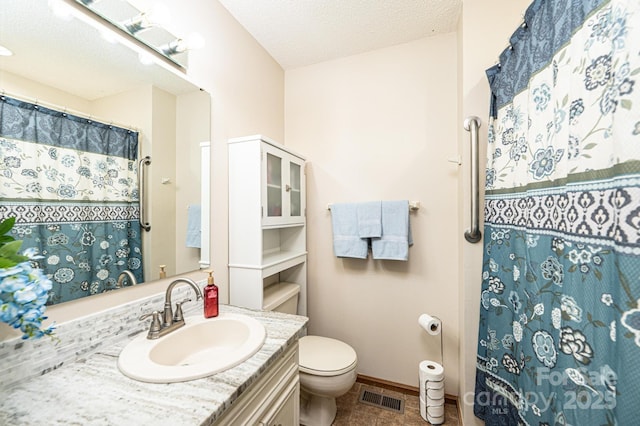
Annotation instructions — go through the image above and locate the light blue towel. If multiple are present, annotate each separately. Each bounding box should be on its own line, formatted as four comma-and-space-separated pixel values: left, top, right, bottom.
331, 203, 368, 259
357, 201, 382, 238
186, 205, 201, 248
371, 200, 413, 261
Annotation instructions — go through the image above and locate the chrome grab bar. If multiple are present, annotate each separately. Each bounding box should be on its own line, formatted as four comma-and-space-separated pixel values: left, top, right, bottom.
138, 156, 151, 232
464, 117, 482, 243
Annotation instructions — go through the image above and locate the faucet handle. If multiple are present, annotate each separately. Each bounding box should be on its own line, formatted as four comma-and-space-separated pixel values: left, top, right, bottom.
139, 311, 162, 339
173, 298, 192, 322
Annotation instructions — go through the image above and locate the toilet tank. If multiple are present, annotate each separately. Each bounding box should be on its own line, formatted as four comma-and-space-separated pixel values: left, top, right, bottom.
263, 282, 300, 314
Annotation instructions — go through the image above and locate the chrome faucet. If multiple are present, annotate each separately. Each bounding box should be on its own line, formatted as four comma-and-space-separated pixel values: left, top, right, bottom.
116, 270, 138, 288
139, 277, 203, 339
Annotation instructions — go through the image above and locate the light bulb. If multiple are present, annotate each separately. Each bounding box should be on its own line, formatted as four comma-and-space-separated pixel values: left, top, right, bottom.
48, 0, 74, 20
123, 4, 171, 34
0, 44, 13, 57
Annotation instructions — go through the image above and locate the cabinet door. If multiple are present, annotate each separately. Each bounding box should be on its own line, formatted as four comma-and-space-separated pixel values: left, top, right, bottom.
262, 143, 305, 227
258, 378, 299, 426
287, 156, 304, 222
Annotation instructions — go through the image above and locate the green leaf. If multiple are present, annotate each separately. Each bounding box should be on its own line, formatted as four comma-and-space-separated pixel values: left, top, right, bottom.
0, 257, 19, 269
631, 67, 640, 76
0, 240, 23, 257
0, 217, 16, 236
0, 235, 16, 244
594, 321, 606, 327
620, 99, 632, 110
583, 143, 598, 150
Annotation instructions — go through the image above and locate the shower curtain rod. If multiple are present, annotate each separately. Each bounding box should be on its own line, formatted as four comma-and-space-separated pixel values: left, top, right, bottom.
0, 88, 140, 133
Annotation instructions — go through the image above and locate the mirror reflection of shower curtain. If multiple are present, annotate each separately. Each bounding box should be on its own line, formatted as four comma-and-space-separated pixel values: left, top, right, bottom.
0, 95, 144, 304
475, 1, 640, 425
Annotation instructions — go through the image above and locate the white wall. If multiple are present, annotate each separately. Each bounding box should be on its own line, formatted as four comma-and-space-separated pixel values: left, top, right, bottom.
458, 1, 532, 424
285, 34, 460, 394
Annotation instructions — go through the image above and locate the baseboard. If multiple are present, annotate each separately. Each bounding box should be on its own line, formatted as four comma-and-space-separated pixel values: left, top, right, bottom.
356, 374, 458, 404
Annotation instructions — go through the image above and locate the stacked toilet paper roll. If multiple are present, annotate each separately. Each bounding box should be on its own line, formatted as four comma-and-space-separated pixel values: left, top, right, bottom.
419, 360, 445, 425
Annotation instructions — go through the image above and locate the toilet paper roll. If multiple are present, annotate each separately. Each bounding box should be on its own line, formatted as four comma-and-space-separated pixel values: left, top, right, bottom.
427, 404, 445, 418
419, 360, 445, 382
420, 397, 427, 421
427, 395, 445, 407
427, 388, 445, 400
427, 379, 445, 390
427, 414, 445, 425
418, 313, 441, 335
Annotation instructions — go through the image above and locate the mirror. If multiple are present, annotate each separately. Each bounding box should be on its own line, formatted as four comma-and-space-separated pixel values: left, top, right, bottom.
0, 0, 211, 304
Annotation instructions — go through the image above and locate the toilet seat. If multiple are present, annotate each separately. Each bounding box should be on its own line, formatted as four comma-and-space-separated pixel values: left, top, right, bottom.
299, 335, 357, 376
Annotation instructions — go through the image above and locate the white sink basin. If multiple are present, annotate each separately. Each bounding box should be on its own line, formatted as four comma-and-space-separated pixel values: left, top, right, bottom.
118, 313, 266, 383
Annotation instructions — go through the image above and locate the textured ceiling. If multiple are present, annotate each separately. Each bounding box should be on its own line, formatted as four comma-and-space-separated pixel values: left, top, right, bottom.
217, 0, 462, 70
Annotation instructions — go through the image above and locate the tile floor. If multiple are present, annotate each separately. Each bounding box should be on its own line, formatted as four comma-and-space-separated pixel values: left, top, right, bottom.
331, 381, 460, 426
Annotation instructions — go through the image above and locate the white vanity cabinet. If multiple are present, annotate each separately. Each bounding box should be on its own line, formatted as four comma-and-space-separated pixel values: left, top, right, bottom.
228, 135, 307, 316
214, 342, 300, 425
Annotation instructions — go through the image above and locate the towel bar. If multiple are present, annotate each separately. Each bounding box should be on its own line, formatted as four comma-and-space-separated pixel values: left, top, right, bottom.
327, 201, 420, 211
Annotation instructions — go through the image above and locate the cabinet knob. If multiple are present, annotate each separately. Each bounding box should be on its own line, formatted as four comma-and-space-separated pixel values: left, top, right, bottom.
285, 184, 291, 192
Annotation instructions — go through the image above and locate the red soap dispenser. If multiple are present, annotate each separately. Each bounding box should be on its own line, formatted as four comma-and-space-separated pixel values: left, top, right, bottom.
204, 270, 219, 318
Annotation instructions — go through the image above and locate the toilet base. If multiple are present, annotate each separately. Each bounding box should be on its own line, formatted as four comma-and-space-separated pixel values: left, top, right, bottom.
299, 389, 337, 426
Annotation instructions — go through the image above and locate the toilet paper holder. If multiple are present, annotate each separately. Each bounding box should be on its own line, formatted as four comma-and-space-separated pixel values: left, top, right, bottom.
418, 314, 443, 365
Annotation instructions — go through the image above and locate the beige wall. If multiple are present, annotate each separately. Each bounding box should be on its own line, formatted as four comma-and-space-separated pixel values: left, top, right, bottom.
285, 34, 460, 394
458, 1, 531, 424
0, 70, 92, 112
175, 90, 211, 274
166, 0, 285, 303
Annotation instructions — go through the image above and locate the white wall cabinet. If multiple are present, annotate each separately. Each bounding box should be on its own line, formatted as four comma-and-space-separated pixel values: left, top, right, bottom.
262, 142, 306, 227
228, 135, 307, 316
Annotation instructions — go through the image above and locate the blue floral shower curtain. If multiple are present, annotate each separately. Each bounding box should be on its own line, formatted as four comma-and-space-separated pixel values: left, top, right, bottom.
475, 1, 640, 425
0, 95, 143, 304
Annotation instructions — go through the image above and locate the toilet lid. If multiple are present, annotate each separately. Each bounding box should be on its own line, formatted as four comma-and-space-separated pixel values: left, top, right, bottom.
299, 335, 357, 376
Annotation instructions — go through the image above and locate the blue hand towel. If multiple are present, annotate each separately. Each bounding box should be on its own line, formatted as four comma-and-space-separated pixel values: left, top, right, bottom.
372, 200, 413, 261
331, 202, 368, 259
357, 201, 382, 238
186, 205, 201, 248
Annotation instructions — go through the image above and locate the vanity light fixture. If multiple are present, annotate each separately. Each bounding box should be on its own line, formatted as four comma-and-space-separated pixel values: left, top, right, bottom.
122, 4, 170, 35
71, 0, 192, 70
160, 33, 205, 56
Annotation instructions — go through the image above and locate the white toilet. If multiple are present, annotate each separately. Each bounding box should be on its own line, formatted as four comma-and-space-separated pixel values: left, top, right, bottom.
263, 282, 358, 426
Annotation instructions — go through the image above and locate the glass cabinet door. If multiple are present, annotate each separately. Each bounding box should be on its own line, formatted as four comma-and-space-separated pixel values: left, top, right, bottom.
289, 162, 301, 217
266, 153, 282, 218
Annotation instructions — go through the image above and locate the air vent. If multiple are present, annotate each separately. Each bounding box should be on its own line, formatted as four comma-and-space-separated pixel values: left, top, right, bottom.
358, 389, 405, 414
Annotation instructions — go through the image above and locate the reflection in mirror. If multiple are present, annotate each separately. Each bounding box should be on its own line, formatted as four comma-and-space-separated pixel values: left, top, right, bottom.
0, 0, 211, 305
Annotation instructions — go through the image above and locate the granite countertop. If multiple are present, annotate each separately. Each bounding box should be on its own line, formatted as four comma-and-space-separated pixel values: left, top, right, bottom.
0, 305, 308, 426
